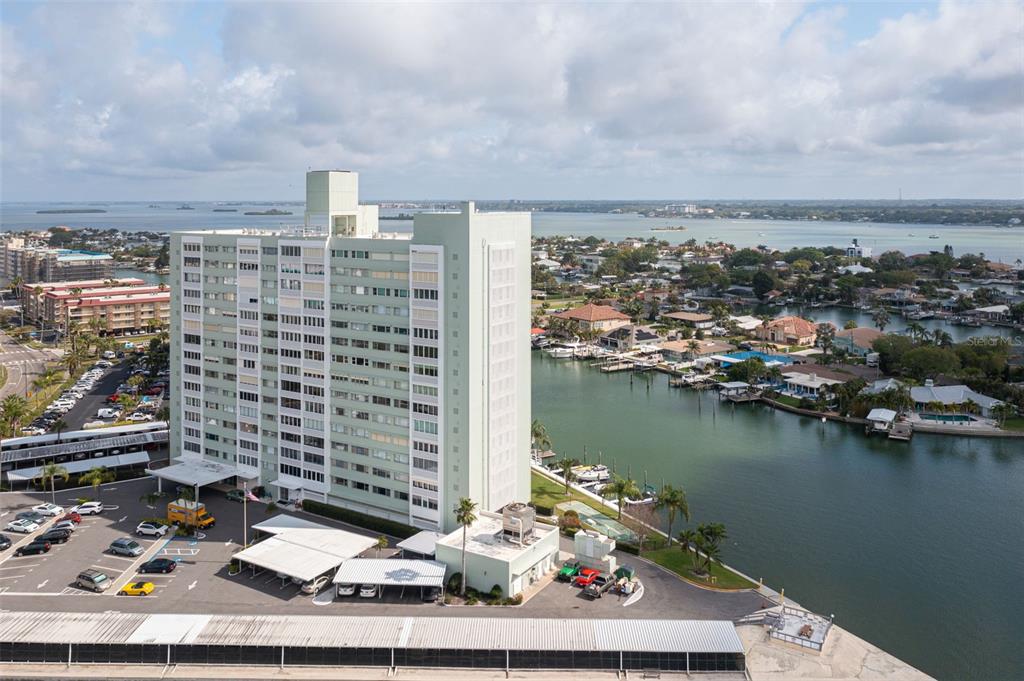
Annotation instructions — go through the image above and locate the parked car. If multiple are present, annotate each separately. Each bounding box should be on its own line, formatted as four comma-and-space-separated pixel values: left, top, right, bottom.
136, 521, 169, 537
127, 412, 155, 422
52, 520, 77, 533
38, 528, 71, 544
102, 350, 116, 360
32, 503, 64, 517
359, 584, 378, 598
0, 534, 11, 551
96, 408, 121, 419
225, 489, 247, 503
71, 501, 103, 515
337, 583, 357, 597
58, 511, 82, 524
302, 575, 330, 595
109, 538, 144, 557
421, 586, 441, 602
139, 558, 177, 574
77, 569, 112, 592
6, 519, 40, 533
15, 511, 45, 523
583, 574, 615, 599
557, 560, 581, 582
119, 581, 155, 597
15, 540, 51, 556
574, 568, 600, 587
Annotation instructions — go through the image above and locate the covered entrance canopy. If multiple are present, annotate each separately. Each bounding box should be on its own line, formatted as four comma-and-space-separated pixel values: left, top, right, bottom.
333, 559, 446, 589
396, 530, 444, 557
145, 457, 240, 489
234, 515, 377, 583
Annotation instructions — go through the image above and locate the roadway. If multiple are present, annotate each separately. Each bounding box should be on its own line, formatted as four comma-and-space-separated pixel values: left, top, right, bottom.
61, 362, 135, 430
0, 329, 63, 401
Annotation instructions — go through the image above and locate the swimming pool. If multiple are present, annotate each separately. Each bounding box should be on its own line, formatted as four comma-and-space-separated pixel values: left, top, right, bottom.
920, 414, 974, 423
721, 350, 793, 365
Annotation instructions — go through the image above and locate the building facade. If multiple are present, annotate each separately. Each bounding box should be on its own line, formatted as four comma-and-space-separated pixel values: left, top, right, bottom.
0, 237, 114, 284
169, 170, 531, 532
21, 279, 169, 334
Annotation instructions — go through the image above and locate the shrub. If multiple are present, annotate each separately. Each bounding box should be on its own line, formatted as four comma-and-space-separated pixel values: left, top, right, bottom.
447, 573, 463, 593
533, 503, 554, 516
502, 594, 524, 606
466, 596, 479, 605
489, 584, 503, 599
302, 499, 418, 538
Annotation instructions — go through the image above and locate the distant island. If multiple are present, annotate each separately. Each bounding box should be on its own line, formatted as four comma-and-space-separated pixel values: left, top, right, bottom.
212, 208, 238, 212
651, 225, 688, 232
380, 213, 415, 220
36, 208, 107, 214
244, 208, 292, 216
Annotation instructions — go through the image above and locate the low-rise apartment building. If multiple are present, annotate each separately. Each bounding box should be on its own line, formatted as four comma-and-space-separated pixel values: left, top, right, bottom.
21, 278, 170, 334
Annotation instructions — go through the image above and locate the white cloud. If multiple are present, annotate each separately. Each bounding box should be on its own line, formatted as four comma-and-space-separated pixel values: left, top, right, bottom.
1, 0, 1021, 200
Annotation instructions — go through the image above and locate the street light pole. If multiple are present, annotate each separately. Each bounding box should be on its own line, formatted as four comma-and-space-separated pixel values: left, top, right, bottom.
242, 481, 248, 548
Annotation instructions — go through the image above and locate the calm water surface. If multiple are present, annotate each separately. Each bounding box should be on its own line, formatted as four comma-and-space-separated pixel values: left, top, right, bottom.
3, 203, 1022, 262
533, 353, 1024, 681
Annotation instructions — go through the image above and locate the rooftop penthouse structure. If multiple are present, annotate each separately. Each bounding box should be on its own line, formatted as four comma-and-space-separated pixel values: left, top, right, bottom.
169, 170, 532, 532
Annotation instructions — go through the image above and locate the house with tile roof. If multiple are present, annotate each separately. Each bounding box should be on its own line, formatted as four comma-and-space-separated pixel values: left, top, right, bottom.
755, 316, 818, 346
550, 303, 631, 333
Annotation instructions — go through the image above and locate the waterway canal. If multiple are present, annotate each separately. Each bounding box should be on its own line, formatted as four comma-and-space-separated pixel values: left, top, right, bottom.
532, 353, 1023, 681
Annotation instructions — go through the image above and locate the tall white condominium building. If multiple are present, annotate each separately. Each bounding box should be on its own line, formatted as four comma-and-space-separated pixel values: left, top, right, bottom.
169, 171, 531, 532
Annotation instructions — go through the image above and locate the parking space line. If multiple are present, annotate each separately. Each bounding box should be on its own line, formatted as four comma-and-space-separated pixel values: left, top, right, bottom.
0, 563, 39, 570
0, 575, 26, 581
103, 554, 140, 563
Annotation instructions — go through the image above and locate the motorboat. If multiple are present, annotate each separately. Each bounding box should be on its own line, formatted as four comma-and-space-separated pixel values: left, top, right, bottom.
573, 464, 611, 483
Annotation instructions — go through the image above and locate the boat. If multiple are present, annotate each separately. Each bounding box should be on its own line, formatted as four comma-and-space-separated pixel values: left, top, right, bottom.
907, 233, 915, 237
573, 464, 611, 483
177, 204, 194, 210
624, 483, 658, 505
928, 234, 939, 239
546, 341, 582, 359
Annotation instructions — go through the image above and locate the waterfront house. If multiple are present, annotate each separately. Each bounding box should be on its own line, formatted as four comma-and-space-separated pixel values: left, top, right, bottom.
756, 315, 818, 346
909, 380, 1004, 418
729, 315, 763, 332
551, 303, 631, 334
780, 371, 844, 398
579, 254, 605, 273
839, 264, 873, 275
534, 258, 561, 271
963, 304, 1009, 323
834, 327, 883, 357
845, 239, 872, 258
659, 338, 735, 362
660, 310, 714, 329
600, 324, 661, 351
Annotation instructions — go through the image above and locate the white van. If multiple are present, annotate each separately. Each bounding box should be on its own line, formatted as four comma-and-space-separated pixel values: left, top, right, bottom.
102, 350, 116, 360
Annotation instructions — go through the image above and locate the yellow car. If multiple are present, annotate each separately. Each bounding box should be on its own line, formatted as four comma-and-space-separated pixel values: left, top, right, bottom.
118, 581, 155, 596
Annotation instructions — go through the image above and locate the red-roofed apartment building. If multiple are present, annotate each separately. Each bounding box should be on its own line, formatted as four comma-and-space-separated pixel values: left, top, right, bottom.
21, 279, 170, 335
756, 315, 818, 346
551, 303, 631, 333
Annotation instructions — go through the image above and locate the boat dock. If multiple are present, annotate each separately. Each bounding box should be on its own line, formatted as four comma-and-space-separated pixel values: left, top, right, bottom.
888, 422, 914, 441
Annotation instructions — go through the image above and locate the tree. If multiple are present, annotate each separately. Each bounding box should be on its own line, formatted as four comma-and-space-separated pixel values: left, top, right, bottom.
900, 346, 960, 381
50, 418, 68, 443
843, 320, 858, 330
34, 462, 69, 505
530, 419, 551, 452
602, 476, 640, 520
558, 457, 576, 496
872, 309, 891, 332
816, 323, 835, 364
454, 497, 478, 596
752, 270, 777, 299
78, 466, 115, 501
687, 339, 700, 360
678, 529, 700, 569
375, 535, 389, 557
990, 403, 1016, 428
1, 394, 29, 437
655, 484, 689, 546
696, 522, 728, 574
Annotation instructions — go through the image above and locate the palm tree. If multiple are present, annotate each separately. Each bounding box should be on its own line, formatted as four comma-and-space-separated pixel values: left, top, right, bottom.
655, 484, 690, 545
990, 403, 1016, 428
1, 394, 29, 437
530, 419, 552, 452
34, 462, 69, 505
375, 535, 388, 557
50, 418, 68, 443
678, 528, 700, 569
32, 366, 63, 392
932, 330, 953, 347
558, 457, 576, 496
454, 497, 478, 596
602, 475, 640, 520
686, 339, 701, 360
872, 309, 891, 332
78, 466, 115, 501
696, 522, 728, 573
906, 322, 925, 343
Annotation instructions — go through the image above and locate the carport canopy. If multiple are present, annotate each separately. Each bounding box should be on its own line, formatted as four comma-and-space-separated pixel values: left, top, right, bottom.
396, 530, 444, 557
333, 559, 446, 589
7, 451, 150, 482
233, 517, 377, 583
146, 457, 239, 488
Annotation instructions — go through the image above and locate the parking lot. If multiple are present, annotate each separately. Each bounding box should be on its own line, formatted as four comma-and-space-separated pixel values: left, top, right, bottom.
0, 477, 764, 620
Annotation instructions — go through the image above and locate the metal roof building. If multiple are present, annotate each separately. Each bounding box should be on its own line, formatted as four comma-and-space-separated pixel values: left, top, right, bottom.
333, 559, 446, 589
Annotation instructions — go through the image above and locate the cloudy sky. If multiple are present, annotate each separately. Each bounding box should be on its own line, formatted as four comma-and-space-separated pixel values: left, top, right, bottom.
1, 1, 1022, 201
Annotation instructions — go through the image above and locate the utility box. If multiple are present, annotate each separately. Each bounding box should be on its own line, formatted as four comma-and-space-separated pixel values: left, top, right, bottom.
574, 530, 617, 574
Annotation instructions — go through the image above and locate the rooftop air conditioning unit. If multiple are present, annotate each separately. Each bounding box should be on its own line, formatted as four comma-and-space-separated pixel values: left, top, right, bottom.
502, 503, 536, 545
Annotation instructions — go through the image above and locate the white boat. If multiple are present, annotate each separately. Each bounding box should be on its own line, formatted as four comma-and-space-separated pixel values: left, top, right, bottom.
573, 464, 611, 483
928, 234, 940, 239
546, 341, 581, 359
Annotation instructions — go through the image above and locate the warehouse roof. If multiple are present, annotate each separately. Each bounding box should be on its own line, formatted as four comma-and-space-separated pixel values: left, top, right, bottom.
0, 612, 744, 654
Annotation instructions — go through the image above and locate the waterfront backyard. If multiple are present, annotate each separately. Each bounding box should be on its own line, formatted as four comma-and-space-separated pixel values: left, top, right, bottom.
532, 352, 1024, 681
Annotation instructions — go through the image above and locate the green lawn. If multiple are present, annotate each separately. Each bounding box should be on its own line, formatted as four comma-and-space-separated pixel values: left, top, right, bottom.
531, 470, 617, 516
644, 546, 758, 590
773, 395, 803, 408
1000, 417, 1024, 432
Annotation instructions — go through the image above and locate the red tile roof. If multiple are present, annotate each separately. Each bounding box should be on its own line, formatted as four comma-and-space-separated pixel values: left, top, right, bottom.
552, 303, 630, 323
763, 315, 818, 338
